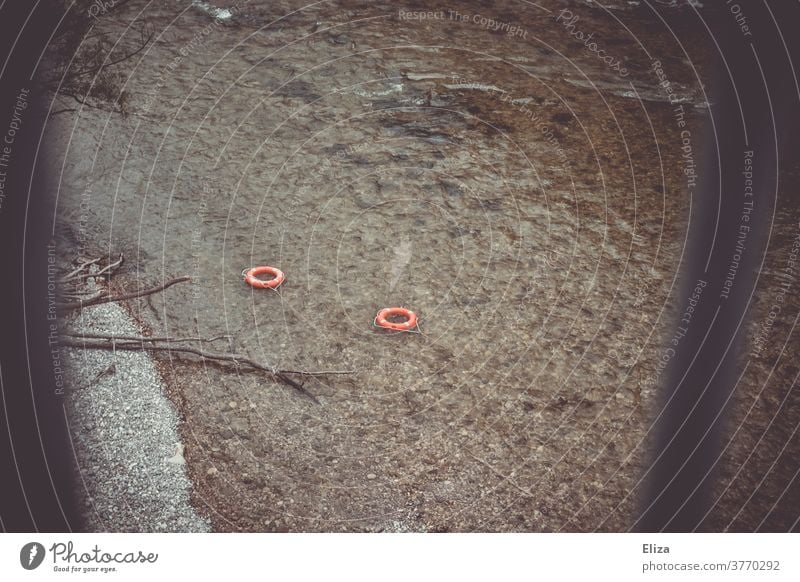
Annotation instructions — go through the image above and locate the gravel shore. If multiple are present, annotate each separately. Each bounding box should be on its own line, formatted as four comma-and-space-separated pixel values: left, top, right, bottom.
64, 301, 209, 532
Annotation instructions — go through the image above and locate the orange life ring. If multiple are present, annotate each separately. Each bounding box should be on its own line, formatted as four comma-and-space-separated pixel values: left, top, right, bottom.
375, 307, 418, 331
243, 266, 285, 289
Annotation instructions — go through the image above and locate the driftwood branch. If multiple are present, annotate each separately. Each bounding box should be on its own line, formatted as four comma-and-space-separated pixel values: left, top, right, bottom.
61, 257, 101, 281
49, 108, 79, 117
61, 290, 106, 302
60, 336, 352, 403
93, 254, 125, 278
60, 254, 123, 284
62, 335, 352, 376
58, 275, 190, 310
65, 332, 233, 345
60, 337, 318, 402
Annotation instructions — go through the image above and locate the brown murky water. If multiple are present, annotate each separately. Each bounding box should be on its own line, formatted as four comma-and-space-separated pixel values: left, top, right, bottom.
51, 0, 800, 531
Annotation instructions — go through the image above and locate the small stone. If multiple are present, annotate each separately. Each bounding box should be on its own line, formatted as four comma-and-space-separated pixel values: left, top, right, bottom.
166, 443, 185, 464
231, 419, 250, 439
166, 453, 185, 465
367, 473, 377, 480
206, 467, 219, 477
228, 401, 238, 409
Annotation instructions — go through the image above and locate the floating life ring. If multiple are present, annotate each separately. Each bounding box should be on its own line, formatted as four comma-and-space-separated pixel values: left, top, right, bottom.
243, 266, 285, 289
374, 307, 418, 331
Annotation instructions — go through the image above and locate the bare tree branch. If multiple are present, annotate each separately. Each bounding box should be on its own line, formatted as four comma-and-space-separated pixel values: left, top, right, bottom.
49, 108, 79, 116
60, 337, 325, 403
58, 276, 191, 310
67, 23, 154, 80
65, 332, 232, 345
93, 254, 124, 278
61, 257, 101, 281
60, 254, 123, 283
62, 333, 353, 376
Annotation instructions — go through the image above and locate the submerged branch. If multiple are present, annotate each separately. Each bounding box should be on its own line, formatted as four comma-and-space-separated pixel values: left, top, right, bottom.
60, 335, 352, 403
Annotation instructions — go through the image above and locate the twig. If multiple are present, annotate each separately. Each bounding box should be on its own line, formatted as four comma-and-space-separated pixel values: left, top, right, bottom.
59, 337, 339, 403
60, 255, 122, 283
61, 92, 120, 114
68, 22, 154, 80
49, 108, 78, 117
58, 276, 191, 310
65, 332, 232, 344
61, 257, 101, 282
61, 291, 105, 302
93, 254, 124, 278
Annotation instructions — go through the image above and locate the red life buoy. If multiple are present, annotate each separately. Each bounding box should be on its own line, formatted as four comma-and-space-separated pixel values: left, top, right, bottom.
243, 266, 285, 289
375, 307, 418, 331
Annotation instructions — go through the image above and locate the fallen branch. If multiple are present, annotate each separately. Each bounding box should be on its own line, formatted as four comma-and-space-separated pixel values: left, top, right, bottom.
63, 333, 353, 376
58, 275, 191, 310
60, 254, 123, 283
92, 254, 125, 278
60, 257, 101, 282
59, 337, 353, 403
65, 332, 233, 345
60, 290, 106, 302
